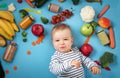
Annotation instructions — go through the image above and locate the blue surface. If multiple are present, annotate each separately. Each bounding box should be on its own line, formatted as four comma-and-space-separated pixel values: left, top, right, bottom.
0, 0, 120, 78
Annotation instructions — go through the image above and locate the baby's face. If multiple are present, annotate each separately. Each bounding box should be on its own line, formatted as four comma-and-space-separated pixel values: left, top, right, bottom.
52, 29, 73, 53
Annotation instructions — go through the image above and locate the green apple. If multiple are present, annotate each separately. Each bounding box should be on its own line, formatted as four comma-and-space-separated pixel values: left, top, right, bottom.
80, 24, 93, 36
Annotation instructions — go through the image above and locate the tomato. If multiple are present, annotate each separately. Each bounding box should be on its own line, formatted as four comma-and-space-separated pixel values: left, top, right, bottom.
56, 18, 60, 23
61, 11, 66, 16
52, 16, 57, 20
65, 14, 71, 18
60, 16, 65, 21
64, 9, 70, 14
51, 20, 56, 24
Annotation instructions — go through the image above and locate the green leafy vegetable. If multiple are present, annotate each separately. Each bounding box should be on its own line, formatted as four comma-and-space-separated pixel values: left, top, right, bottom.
41, 16, 49, 24
22, 37, 27, 42
22, 31, 27, 42
19, 9, 29, 18
22, 31, 27, 37
90, 21, 98, 30
100, 52, 114, 68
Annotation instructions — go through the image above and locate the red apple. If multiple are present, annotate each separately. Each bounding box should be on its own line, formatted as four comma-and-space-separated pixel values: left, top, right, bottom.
31, 24, 44, 37
79, 43, 93, 57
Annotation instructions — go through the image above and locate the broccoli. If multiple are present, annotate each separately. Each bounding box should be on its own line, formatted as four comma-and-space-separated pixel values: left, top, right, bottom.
100, 52, 114, 68
19, 9, 29, 18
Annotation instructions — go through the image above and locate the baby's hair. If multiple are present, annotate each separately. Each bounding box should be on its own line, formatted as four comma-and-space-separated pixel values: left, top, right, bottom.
51, 23, 72, 36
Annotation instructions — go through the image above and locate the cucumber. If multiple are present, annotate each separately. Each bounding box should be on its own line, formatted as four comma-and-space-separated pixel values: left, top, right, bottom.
35, 0, 48, 8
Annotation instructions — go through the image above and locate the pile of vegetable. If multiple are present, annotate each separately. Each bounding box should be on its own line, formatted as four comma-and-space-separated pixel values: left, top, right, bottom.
95, 52, 114, 71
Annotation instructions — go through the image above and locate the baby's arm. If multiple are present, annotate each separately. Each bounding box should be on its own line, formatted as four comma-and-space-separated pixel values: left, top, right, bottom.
49, 55, 72, 75
79, 52, 101, 74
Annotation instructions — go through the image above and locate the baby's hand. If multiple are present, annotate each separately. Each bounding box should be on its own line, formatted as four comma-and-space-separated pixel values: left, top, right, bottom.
71, 60, 81, 68
90, 66, 101, 75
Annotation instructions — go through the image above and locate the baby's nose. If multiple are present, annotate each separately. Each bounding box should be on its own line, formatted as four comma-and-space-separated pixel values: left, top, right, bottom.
60, 40, 64, 44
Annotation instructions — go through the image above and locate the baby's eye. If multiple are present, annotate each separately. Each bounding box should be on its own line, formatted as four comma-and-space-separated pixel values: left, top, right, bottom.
55, 40, 59, 42
64, 39, 68, 40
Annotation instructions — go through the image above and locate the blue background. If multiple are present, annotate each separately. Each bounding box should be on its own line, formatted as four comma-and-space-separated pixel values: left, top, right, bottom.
0, 0, 120, 78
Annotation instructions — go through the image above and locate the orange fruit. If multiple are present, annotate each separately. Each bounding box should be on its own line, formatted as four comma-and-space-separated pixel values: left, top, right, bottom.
98, 17, 111, 28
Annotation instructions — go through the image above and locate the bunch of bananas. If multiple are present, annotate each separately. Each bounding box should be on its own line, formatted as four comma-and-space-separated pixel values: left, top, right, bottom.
0, 10, 20, 41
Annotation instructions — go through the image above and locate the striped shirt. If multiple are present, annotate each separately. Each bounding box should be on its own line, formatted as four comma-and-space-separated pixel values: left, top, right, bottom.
49, 47, 98, 78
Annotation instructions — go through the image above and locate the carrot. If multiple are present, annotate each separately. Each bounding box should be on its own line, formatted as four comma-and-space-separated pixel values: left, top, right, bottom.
36, 34, 45, 44
32, 41, 36, 46
13, 66, 18, 71
27, 50, 31, 55
5, 70, 9, 74
32, 34, 45, 46
25, 0, 35, 8
84, 31, 94, 44
97, 4, 110, 18
108, 27, 115, 48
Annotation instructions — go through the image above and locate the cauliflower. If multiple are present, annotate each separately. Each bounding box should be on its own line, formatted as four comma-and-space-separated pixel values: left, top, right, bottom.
80, 6, 95, 22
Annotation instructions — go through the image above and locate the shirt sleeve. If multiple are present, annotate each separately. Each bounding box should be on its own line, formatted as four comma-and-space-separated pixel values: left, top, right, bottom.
73, 47, 98, 69
80, 52, 98, 69
49, 53, 72, 75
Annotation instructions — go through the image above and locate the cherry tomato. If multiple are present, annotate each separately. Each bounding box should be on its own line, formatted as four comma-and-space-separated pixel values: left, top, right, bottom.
60, 16, 65, 21
65, 9, 70, 14
51, 20, 56, 24
65, 14, 71, 18
61, 11, 66, 16
52, 16, 57, 20
56, 18, 60, 23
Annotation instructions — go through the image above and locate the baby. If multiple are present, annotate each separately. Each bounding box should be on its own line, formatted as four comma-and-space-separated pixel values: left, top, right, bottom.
49, 23, 101, 78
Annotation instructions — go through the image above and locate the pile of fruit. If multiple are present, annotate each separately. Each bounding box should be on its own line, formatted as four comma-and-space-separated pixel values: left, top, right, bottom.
0, 10, 19, 46
51, 9, 73, 24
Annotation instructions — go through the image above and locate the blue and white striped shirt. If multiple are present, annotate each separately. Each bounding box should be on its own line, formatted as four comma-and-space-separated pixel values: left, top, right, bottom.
49, 47, 98, 78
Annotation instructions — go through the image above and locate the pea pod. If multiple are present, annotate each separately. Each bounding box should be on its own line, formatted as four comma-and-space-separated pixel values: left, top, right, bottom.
86, 0, 102, 5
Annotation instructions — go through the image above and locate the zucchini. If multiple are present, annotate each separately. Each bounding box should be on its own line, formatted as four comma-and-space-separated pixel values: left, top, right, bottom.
0, 36, 7, 47
35, 0, 48, 8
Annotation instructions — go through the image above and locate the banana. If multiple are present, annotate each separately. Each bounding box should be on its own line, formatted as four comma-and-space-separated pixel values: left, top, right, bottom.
0, 10, 14, 22
11, 22, 20, 32
0, 28, 13, 41
2, 19, 15, 36
0, 18, 13, 36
